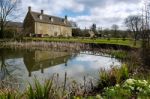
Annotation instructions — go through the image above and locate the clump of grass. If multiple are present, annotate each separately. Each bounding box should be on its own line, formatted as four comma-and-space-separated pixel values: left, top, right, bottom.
0, 89, 21, 99
109, 50, 128, 59
25, 73, 88, 99
98, 69, 116, 89
116, 64, 129, 83
26, 79, 53, 99
98, 64, 129, 90
25, 75, 71, 99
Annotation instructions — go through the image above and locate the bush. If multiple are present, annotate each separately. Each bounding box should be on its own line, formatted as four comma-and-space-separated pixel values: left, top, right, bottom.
103, 79, 150, 98
103, 84, 131, 98
3, 29, 15, 38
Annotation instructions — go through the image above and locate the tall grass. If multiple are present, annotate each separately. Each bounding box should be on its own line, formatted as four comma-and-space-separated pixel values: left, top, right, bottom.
26, 79, 53, 99
109, 50, 128, 59
98, 64, 129, 90
23, 73, 93, 99
0, 89, 21, 99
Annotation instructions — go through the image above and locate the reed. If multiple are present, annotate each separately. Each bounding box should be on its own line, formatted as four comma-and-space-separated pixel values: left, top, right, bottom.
24, 73, 93, 99
98, 64, 129, 90
0, 41, 87, 52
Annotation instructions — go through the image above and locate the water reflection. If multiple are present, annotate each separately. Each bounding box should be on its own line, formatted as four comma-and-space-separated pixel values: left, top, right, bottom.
0, 49, 24, 80
0, 48, 121, 90
23, 50, 72, 77
0, 49, 9, 80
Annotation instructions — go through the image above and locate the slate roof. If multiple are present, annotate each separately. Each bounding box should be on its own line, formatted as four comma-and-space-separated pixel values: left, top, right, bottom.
6, 21, 23, 28
30, 11, 72, 27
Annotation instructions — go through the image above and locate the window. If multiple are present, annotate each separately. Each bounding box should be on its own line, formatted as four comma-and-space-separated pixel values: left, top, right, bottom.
40, 30, 43, 34
54, 32, 57, 36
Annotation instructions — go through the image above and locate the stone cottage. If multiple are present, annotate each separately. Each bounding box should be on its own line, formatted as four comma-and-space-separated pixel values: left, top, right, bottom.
23, 7, 72, 37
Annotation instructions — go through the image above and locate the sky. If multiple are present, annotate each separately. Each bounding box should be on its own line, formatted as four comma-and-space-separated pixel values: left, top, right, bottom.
18, 0, 145, 29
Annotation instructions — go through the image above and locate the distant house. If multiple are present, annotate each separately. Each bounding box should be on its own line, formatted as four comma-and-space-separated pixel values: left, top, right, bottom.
0, 21, 23, 33
88, 30, 95, 38
6, 21, 23, 33
23, 6, 72, 37
69, 21, 78, 29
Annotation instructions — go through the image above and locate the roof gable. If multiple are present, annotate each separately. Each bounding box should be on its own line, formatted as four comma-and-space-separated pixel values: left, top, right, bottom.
7, 21, 23, 28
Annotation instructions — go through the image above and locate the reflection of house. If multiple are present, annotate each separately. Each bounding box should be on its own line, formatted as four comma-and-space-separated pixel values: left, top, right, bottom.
23, 51, 71, 76
23, 6, 72, 37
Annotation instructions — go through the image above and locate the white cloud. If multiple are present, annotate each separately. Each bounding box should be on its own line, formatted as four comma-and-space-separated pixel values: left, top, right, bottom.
19, 0, 84, 15
17, 0, 143, 29
69, 1, 143, 29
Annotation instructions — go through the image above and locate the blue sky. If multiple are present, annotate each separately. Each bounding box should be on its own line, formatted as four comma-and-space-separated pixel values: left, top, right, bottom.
18, 0, 145, 29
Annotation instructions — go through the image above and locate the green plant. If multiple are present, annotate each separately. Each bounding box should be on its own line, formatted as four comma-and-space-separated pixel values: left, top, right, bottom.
98, 68, 116, 90
103, 84, 131, 99
103, 79, 150, 98
123, 79, 150, 96
110, 50, 128, 59
116, 64, 129, 83
26, 78, 53, 99
0, 89, 21, 99
98, 64, 129, 90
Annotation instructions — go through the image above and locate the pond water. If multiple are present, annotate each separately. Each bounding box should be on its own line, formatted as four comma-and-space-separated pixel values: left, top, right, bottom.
0, 48, 121, 90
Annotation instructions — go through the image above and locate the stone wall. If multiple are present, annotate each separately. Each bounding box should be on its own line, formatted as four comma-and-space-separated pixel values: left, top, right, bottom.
35, 22, 72, 37
23, 12, 35, 34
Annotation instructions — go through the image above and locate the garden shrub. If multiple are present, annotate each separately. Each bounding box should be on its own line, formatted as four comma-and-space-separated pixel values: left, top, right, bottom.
103, 79, 150, 98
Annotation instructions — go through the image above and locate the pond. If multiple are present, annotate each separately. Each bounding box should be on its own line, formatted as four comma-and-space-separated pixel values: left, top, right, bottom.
0, 48, 121, 91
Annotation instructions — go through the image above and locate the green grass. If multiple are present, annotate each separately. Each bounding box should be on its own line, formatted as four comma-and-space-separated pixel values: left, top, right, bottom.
24, 37, 141, 48
109, 50, 128, 59
98, 64, 129, 90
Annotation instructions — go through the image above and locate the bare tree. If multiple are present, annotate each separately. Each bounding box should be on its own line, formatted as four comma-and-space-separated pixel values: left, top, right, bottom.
141, 1, 150, 47
125, 15, 142, 45
140, 1, 150, 67
0, 0, 18, 38
111, 24, 119, 38
91, 23, 97, 33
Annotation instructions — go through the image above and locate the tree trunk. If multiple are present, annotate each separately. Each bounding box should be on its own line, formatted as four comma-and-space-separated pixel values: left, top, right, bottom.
133, 35, 137, 46
0, 25, 4, 39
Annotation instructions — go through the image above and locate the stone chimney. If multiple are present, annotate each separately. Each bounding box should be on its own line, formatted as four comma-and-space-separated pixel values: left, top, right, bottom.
41, 10, 44, 14
28, 6, 31, 12
65, 15, 67, 20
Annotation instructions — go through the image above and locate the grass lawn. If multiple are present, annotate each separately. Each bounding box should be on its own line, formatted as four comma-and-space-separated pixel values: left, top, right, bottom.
24, 37, 141, 48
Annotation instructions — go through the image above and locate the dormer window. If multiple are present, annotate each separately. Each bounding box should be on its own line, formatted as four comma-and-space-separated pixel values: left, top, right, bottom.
62, 19, 66, 24
39, 15, 42, 20
49, 17, 53, 22
64, 20, 66, 24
